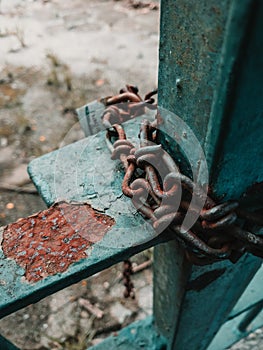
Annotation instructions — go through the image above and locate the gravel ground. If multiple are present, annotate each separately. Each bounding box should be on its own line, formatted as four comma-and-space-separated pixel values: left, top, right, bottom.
0, 1, 262, 349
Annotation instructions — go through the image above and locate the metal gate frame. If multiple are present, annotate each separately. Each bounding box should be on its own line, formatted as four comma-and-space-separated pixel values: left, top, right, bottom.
0, 1, 262, 349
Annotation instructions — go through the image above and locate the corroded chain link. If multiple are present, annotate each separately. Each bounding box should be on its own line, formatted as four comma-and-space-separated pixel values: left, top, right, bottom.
123, 260, 135, 299
103, 85, 263, 270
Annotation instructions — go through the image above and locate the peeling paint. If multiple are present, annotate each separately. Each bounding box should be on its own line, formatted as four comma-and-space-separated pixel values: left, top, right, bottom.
2, 201, 115, 282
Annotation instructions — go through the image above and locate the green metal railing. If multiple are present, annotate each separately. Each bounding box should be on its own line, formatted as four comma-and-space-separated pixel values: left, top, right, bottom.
0, 0, 262, 349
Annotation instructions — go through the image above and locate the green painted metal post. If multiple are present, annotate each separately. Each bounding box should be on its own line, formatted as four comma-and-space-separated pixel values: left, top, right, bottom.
154, 0, 263, 349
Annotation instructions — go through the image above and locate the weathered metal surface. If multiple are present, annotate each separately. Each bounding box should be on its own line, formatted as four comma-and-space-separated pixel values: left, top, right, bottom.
153, 240, 190, 342
155, 0, 263, 349
171, 255, 261, 349
0, 2, 261, 349
229, 264, 263, 319
209, 1, 263, 201
238, 301, 263, 333
103, 90, 263, 264
206, 265, 263, 347
77, 84, 157, 137
89, 316, 167, 350
0, 121, 173, 320
207, 306, 263, 350
158, 0, 263, 199
158, 0, 232, 146
2, 201, 114, 282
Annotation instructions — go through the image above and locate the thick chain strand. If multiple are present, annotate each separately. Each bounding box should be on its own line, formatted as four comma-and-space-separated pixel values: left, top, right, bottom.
103, 85, 263, 268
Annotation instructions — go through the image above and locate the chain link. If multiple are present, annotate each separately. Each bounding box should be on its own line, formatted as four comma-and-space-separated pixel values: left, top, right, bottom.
103, 85, 263, 268
123, 260, 135, 299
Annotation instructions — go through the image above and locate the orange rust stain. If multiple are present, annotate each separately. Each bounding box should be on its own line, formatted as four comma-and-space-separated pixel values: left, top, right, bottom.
2, 201, 115, 282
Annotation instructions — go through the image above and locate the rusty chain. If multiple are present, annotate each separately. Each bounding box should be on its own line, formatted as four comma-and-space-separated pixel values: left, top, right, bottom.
102, 85, 263, 294
123, 260, 135, 299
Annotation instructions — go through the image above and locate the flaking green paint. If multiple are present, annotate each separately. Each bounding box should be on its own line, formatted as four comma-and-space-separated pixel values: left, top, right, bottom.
0, 120, 173, 320
0, 1, 262, 349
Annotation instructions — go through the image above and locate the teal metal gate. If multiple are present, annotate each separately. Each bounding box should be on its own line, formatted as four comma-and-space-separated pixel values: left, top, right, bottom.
0, 0, 262, 349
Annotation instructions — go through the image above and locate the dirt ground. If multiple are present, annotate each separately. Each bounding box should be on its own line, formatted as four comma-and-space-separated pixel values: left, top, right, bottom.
0, 1, 261, 349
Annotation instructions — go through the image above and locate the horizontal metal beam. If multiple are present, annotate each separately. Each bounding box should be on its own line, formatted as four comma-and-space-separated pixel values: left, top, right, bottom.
0, 122, 171, 319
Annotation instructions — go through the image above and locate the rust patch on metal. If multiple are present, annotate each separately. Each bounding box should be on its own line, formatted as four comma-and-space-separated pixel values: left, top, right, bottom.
2, 201, 115, 282
186, 268, 226, 292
